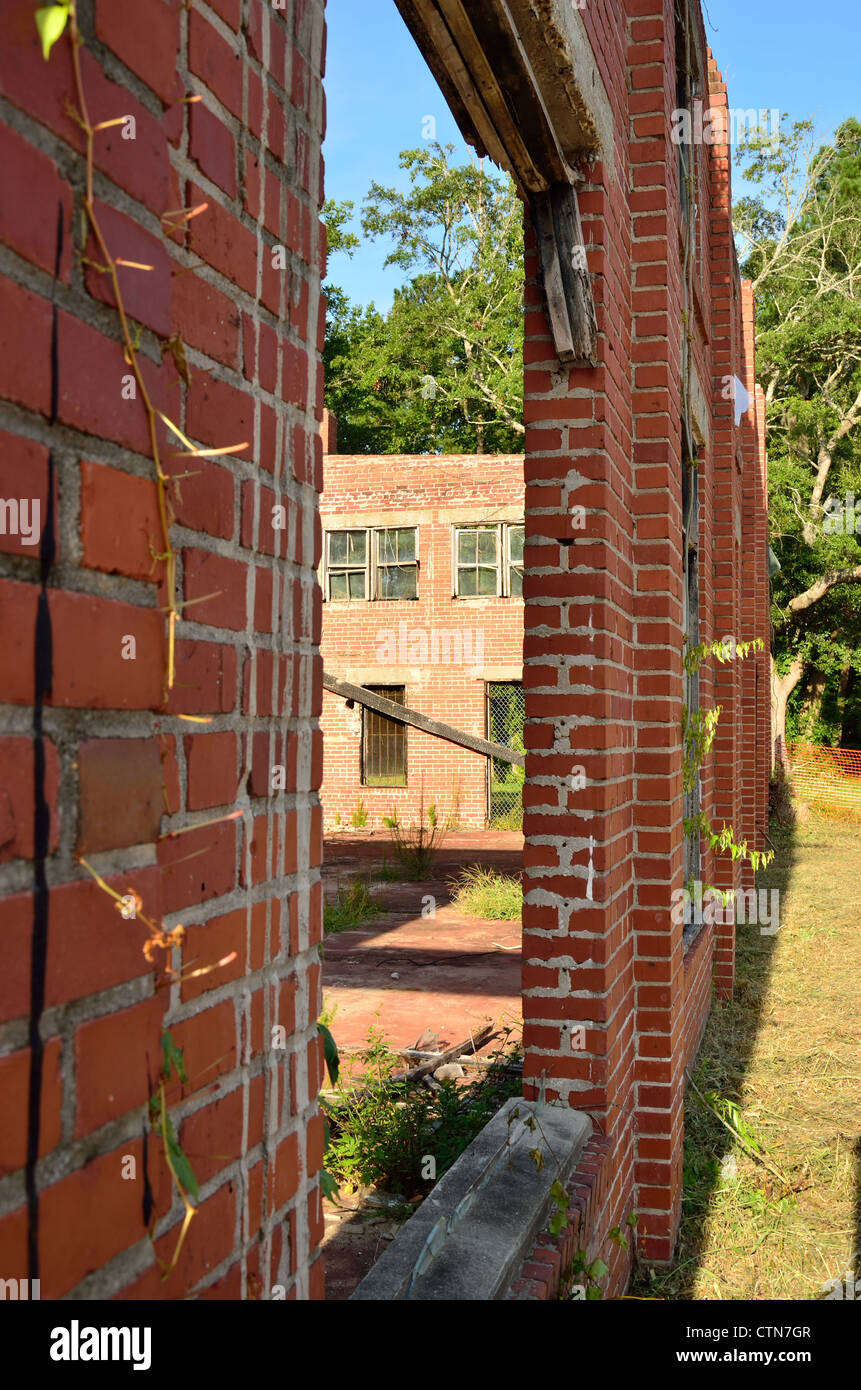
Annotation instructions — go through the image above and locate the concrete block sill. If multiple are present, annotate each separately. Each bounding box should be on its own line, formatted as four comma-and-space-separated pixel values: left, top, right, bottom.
350, 1096, 592, 1301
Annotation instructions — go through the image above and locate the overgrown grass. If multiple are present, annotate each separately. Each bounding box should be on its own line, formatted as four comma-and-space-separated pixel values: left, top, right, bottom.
449, 864, 523, 920
367, 859, 401, 883
324, 877, 381, 934
324, 1025, 523, 1197
382, 800, 446, 879
632, 811, 861, 1300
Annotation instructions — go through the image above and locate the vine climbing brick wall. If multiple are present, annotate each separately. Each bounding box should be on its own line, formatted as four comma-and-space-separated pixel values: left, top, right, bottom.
0, 0, 327, 1300
519, 0, 770, 1282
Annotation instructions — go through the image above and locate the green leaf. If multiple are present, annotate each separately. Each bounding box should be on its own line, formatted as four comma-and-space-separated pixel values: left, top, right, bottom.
548, 1210, 569, 1237
549, 1179, 570, 1211
317, 1021, 340, 1086
162, 1111, 199, 1202
160, 1029, 188, 1084
320, 1168, 340, 1204
529, 1147, 545, 1173
586, 1257, 609, 1281
35, 4, 69, 61
585, 1284, 603, 1300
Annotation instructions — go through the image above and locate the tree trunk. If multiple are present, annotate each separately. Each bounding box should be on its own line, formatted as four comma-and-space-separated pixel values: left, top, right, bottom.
838, 663, 854, 746
770, 655, 805, 773
799, 667, 827, 739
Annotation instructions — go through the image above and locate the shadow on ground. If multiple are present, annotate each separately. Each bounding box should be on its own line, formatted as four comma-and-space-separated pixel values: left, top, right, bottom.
320, 830, 525, 1299
320, 831, 524, 1049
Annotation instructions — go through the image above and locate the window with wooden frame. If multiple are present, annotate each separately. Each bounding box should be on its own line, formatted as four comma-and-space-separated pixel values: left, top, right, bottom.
362, 686, 407, 786
674, 3, 702, 257
323, 526, 419, 602
675, 11, 691, 232
325, 528, 368, 601
454, 523, 524, 598
375, 526, 418, 601
682, 423, 702, 941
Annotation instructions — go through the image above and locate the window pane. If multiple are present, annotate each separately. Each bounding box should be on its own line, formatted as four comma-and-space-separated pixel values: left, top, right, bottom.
379, 565, 417, 600
509, 568, 523, 597
328, 532, 348, 564
458, 567, 477, 597
457, 529, 477, 564
348, 570, 367, 599
348, 530, 366, 564
378, 529, 398, 564
329, 571, 348, 600
477, 529, 497, 563
364, 686, 406, 786
508, 526, 524, 564
394, 528, 415, 563
477, 566, 497, 596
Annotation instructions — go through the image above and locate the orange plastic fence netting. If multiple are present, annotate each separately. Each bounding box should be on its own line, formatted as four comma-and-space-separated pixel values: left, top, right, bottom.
785, 742, 861, 812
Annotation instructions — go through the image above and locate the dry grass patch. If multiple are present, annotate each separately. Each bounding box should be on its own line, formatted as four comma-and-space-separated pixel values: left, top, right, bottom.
634, 813, 861, 1300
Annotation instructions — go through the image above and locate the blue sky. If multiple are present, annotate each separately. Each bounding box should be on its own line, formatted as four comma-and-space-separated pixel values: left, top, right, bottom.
322, 0, 860, 311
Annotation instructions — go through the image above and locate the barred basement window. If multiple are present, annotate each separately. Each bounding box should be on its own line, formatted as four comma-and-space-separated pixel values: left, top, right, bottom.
454, 523, 524, 597
362, 686, 407, 786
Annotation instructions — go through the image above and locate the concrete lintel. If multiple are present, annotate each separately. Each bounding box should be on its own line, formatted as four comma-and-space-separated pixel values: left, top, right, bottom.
350, 1096, 592, 1301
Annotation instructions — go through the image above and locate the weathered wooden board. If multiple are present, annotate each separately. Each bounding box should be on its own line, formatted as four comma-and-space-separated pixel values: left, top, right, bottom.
323, 672, 526, 767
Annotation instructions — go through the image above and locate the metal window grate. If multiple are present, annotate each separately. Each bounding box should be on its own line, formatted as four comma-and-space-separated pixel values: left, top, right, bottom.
486, 682, 525, 827
363, 685, 407, 786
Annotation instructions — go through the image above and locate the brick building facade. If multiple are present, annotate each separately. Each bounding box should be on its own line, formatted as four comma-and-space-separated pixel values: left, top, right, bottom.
320, 452, 526, 831
0, 0, 768, 1301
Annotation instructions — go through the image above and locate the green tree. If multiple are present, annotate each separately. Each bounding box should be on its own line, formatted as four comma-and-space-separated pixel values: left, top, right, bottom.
323, 144, 524, 454
734, 116, 861, 751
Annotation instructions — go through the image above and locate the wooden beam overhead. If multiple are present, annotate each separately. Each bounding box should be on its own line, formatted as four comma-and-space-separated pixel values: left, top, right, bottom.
393, 0, 599, 366
432, 0, 549, 190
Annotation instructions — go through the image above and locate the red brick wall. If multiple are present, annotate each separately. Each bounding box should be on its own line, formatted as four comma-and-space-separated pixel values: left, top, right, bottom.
0, 0, 770, 1304
519, 0, 769, 1285
320, 455, 525, 830
0, 0, 326, 1300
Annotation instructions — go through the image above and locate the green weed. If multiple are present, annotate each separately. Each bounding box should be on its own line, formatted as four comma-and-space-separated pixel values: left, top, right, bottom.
324, 877, 381, 934
449, 864, 523, 920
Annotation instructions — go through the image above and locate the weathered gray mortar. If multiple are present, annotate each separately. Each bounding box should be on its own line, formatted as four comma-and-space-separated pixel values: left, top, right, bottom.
0, 0, 327, 1302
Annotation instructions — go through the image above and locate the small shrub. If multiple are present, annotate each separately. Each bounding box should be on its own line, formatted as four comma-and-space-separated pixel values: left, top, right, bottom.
324, 876, 381, 934
350, 798, 368, 829
382, 799, 446, 879
449, 864, 523, 920
325, 1026, 522, 1196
